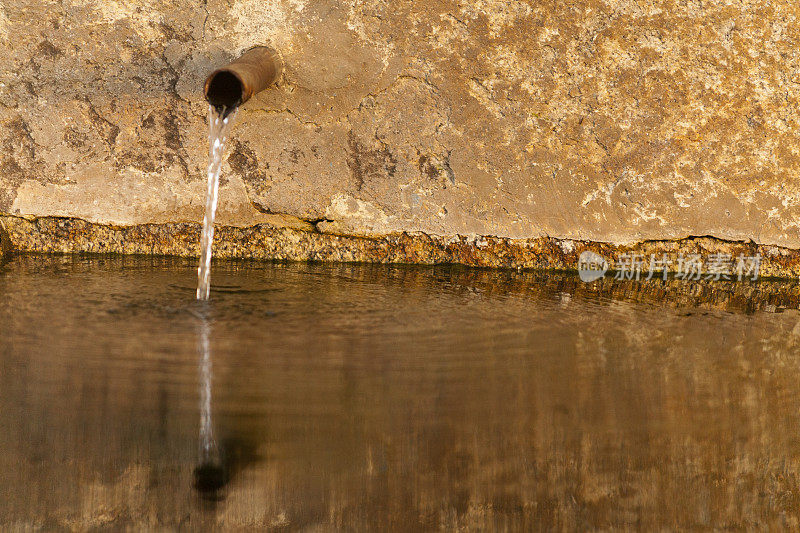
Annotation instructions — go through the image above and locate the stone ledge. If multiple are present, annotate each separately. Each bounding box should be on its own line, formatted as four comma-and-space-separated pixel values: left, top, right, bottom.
0, 219, 10, 258
3, 214, 800, 280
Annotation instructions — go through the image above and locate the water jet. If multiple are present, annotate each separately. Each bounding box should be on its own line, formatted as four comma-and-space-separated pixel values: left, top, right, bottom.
196, 46, 283, 301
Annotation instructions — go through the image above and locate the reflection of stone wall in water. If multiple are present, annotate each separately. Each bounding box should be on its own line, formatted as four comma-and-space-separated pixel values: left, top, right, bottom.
2, 258, 800, 529
2, 0, 800, 251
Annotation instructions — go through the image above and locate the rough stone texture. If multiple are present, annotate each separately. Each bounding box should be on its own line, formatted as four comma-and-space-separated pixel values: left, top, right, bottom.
0, 218, 8, 257
4, 214, 800, 280
2, 1, 800, 250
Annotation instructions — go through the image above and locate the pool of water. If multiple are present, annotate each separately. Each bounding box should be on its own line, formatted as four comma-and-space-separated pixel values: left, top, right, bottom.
2, 254, 800, 529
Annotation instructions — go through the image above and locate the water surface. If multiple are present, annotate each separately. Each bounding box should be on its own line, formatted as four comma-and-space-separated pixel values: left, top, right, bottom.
2, 255, 800, 530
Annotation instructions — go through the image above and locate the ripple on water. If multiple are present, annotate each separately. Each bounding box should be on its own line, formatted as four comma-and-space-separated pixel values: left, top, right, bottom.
1, 256, 800, 529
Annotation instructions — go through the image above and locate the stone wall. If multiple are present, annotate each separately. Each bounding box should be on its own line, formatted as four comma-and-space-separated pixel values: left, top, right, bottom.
2, 0, 800, 248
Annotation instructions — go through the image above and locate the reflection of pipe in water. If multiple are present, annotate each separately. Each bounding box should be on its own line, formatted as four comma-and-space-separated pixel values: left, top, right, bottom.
193, 311, 228, 496
204, 46, 283, 114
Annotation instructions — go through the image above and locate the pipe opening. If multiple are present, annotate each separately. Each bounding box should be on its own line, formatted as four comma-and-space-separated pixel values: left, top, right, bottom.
205, 71, 243, 110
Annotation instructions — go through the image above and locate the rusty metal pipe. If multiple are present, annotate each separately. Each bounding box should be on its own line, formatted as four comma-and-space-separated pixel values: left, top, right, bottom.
204, 46, 283, 112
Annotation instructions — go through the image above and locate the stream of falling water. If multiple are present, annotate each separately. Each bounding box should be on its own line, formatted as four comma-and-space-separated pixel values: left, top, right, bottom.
197, 105, 237, 301
193, 106, 235, 494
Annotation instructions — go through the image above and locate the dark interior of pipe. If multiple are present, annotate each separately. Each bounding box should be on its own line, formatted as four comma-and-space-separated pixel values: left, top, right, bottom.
205, 71, 243, 109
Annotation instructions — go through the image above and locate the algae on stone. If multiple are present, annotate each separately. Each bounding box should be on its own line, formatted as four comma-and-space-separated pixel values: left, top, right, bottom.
3, 214, 800, 280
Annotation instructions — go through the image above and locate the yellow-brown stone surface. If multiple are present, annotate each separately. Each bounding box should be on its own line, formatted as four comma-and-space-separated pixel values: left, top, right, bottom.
2, 1, 800, 249
5, 214, 800, 280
